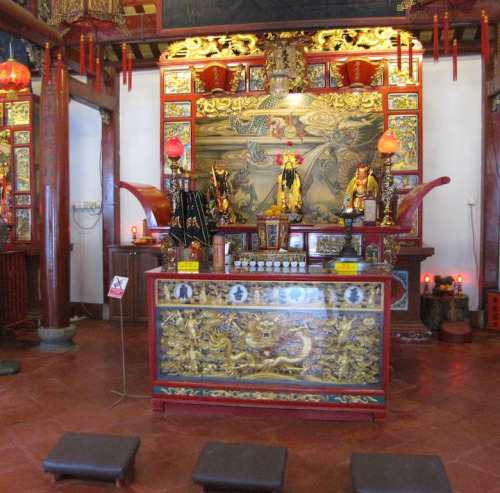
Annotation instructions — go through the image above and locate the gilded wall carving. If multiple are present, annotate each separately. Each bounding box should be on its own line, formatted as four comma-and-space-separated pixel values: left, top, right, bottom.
156, 279, 384, 387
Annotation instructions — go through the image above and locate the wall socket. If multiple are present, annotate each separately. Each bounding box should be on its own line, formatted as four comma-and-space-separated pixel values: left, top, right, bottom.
72, 201, 101, 211
467, 198, 476, 206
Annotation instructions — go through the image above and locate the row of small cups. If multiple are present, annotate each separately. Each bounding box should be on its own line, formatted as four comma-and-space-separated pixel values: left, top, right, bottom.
234, 259, 307, 268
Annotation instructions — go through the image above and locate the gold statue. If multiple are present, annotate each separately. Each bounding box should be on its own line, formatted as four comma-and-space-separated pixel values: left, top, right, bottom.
276, 144, 303, 215
344, 163, 379, 212
210, 165, 235, 224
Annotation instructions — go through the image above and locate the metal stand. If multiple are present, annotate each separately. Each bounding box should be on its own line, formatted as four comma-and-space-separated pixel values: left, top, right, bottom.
110, 299, 148, 408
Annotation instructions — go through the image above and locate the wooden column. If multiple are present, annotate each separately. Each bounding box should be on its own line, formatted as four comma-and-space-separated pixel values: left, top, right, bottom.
480, 24, 500, 306
101, 72, 121, 295
38, 62, 75, 350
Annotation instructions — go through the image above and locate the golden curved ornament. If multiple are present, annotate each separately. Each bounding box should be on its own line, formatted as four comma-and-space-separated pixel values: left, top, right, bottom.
316, 92, 383, 112
196, 95, 267, 118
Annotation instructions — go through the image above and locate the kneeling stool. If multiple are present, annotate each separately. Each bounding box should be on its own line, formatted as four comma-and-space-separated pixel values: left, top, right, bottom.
351, 452, 453, 493
43, 432, 140, 487
192, 442, 287, 492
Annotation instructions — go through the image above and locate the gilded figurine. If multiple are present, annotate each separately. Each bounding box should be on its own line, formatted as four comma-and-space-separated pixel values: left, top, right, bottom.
276, 142, 303, 216
344, 163, 379, 212
209, 165, 236, 224
160, 235, 177, 272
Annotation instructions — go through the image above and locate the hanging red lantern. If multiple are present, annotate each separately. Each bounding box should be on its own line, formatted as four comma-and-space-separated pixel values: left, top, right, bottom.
0, 49, 31, 95
443, 11, 449, 55
165, 136, 184, 160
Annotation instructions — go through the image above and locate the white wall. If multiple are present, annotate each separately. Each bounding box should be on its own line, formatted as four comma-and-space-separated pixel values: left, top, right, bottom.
422, 55, 482, 309
120, 70, 161, 243
69, 101, 103, 304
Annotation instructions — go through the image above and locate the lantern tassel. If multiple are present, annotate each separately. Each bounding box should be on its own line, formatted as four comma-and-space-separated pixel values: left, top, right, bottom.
433, 14, 439, 62
452, 39, 458, 81
482, 14, 490, 65
79, 34, 86, 75
121, 43, 127, 85
44, 42, 51, 83
56, 52, 63, 93
88, 36, 94, 72
127, 54, 132, 92
409, 37, 414, 80
396, 30, 402, 71
95, 57, 101, 92
443, 11, 449, 55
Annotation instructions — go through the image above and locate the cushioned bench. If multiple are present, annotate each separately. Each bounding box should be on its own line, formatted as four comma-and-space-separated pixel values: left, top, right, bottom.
351, 452, 453, 493
192, 442, 287, 492
43, 432, 140, 487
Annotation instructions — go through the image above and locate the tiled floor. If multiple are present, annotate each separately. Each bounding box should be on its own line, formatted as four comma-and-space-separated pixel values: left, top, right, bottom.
1, 320, 500, 493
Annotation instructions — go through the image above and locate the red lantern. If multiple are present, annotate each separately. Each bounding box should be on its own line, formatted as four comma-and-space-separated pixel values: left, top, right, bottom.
0, 57, 31, 94
377, 130, 400, 154
165, 136, 184, 159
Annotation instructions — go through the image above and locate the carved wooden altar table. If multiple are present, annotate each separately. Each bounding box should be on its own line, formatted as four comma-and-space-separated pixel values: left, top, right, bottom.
147, 266, 392, 420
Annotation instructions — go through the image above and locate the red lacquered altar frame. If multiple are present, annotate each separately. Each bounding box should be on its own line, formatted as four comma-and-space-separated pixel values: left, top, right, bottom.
147, 267, 392, 420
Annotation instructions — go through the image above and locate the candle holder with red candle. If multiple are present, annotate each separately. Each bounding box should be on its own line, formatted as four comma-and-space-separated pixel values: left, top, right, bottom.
165, 136, 186, 192
423, 273, 431, 294
455, 274, 463, 295
377, 130, 400, 226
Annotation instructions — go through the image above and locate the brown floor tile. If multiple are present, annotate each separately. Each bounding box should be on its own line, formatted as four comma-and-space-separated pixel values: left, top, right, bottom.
1, 321, 499, 493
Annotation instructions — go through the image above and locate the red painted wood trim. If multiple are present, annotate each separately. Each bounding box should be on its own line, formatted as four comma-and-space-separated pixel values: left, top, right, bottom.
119, 181, 171, 227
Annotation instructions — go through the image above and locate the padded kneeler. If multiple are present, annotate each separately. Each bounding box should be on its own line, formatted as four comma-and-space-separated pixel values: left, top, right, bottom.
192, 442, 287, 492
351, 452, 453, 493
43, 432, 140, 487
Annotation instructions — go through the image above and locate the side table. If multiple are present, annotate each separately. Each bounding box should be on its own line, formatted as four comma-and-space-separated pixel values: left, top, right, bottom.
421, 294, 469, 332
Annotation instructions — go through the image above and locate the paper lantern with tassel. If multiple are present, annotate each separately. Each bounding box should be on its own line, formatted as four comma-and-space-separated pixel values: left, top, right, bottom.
0, 46, 31, 96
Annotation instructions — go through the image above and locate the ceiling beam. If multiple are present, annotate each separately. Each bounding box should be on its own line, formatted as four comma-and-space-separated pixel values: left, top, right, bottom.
0, 0, 62, 45
69, 77, 116, 111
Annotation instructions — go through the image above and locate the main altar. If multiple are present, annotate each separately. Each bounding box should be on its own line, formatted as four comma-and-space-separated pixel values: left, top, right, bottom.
147, 266, 392, 419
125, 25, 452, 418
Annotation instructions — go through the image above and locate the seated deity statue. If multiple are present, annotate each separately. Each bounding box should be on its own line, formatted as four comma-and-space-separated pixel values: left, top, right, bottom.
344, 163, 379, 212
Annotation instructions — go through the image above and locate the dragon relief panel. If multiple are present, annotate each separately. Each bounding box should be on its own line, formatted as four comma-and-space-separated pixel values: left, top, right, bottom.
155, 280, 384, 387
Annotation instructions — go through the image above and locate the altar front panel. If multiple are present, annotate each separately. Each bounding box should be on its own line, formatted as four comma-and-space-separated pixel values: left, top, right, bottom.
148, 270, 391, 418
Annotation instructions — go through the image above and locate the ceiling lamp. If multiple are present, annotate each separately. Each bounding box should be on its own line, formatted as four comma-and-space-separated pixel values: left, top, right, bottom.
0, 45, 31, 97
50, 0, 126, 32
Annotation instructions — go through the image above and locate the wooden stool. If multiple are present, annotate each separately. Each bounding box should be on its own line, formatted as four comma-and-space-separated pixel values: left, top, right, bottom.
440, 320, 472, 343
351, 452, 452, 493
43, 432, 140, 487
192, 442, 287, 492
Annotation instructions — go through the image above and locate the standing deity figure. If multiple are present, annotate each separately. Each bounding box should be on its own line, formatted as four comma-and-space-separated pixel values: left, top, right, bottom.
344, 163, 379, 212
210, 165, 235, 224
276, 143, 303, 215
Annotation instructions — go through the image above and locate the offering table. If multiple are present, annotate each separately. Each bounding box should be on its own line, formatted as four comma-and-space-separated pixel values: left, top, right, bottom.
147, 266, 391, 420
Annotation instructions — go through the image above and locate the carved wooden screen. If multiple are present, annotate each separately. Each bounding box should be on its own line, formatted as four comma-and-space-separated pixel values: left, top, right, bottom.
159, 28, 424, 246
0, 94, 36, 246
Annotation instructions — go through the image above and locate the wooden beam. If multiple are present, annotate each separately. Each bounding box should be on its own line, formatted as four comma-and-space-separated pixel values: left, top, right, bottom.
68, 77, 116, 111
0, 0, 62, 45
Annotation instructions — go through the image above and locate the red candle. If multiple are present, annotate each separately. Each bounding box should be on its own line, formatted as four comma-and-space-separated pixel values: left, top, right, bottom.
88, 35, 94, 72
397, 30, 402, 71
95, 57, 101, 92
79, 34, 86, 75
44, 42, 51, 83
443, 11, 449, 55
121, 43, 127, 85
408, 37, 413, 79
127, 54, 132, 92
452, 39, 458, 81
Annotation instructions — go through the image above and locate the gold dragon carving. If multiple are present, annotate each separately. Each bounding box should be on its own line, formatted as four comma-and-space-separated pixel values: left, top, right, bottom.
196, 95, 267, 118
160, 28, 422, 62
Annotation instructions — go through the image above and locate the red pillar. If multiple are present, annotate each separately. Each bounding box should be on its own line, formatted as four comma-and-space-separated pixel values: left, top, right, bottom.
38, 62, 75, 350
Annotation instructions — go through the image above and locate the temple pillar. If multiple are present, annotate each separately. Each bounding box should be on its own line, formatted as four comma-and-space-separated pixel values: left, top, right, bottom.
38, 63, 75, 351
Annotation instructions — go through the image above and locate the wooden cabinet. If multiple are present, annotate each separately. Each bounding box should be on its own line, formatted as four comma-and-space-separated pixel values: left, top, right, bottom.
0, 250, 28, 329
109, 245, 161, 322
